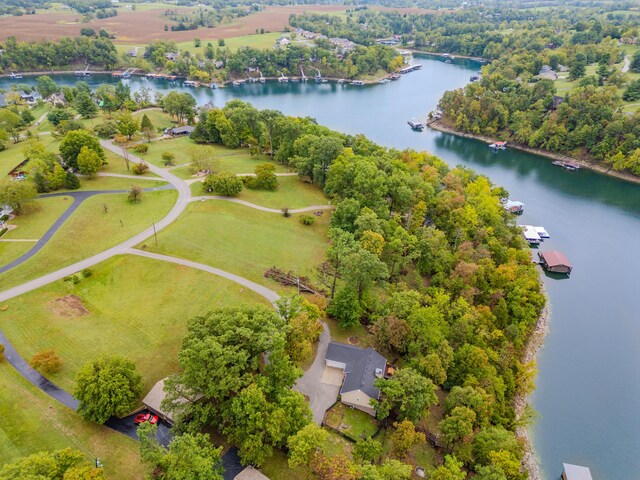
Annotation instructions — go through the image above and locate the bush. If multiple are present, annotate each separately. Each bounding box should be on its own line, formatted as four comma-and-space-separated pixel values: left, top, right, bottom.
132, 162, 149, 175
133, 143, 149, 154
248, 163, 278, 190
47, 109, 71, 126
82, 268, 93, 278
94, 121, 118, 139
299, 215, 315, 225
282, 207, 291, 217
0, 343, 4, 362
0, 228, 8, 238
63, 172, 81, 190
0, 214, 8, 221
203, 171, 243, 196
128, 184, 143, 202
30, 350, 63, 374
161, 151, 175, 166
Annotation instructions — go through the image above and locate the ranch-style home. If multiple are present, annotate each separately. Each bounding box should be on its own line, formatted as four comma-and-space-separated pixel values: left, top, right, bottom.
325, 342, 389, 416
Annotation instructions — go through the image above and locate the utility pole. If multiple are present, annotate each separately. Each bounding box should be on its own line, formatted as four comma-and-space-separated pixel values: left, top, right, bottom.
153, 222, 158, 247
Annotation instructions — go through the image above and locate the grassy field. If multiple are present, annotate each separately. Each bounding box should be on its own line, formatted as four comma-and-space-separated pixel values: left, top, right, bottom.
324, 403, 379, 441
0, 254, 270, 392
0, 189, 177, 290
175, 32, 282, 54
132, 108, 175, 131
190, 176, 329, 209
0, 364, 146, 479
141, 200, 329, 288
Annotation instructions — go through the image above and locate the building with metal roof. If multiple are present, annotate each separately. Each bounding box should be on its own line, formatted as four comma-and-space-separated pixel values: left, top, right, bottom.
562, 463, 593, 480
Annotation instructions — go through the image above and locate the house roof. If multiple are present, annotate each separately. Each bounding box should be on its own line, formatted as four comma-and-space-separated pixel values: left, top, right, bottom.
143, 379, 174, 422
326, 342, 387, 399
235, 466, 271, 480
171, 126, 194, 134
541, 250, 572, 268
563, 464, 593, 480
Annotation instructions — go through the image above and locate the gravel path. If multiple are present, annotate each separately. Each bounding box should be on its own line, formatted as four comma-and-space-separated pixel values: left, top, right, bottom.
189, 195, 333, 214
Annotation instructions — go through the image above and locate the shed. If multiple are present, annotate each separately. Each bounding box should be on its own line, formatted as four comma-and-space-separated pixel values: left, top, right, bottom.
325, 342, 387, 416
539, 250, 572, 275
503, 200, 524, 214
562, 464, 593, 480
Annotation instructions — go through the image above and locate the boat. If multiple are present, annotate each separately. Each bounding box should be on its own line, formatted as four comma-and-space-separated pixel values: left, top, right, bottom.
408, 119, 425, 131
489, 141, 507, 150
503, 200, 524, 214
337, 79, 345, 84
552, 160, 581, 171
259, 77, 266, 84
237, 79, 246, 85
232, 80, 241, 86
290, 76, 300, 83
389, 74, 401, 80
183, 80, 198, 87
533, 226, 550, 238
278, 73, 289, 83
351, 80, 365, 86
521, 225, 542, 245
379, 78, 391, 84
445, 59, 452, 63
211, 83, 218, 89
75, 71, 91, 77
9, 72, 23, 79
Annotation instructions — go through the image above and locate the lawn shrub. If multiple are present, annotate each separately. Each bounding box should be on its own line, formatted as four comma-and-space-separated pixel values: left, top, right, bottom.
132, 162, 149, 175
299, 215, 315, 226
30, 350, 63, 374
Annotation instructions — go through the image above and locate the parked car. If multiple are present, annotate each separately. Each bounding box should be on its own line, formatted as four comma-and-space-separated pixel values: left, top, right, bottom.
134, 412, 160, 425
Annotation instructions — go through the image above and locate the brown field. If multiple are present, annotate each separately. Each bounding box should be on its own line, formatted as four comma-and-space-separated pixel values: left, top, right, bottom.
0, 5, 349, 44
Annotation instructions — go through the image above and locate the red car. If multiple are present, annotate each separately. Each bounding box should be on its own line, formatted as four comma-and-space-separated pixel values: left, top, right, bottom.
134, 413, 159, 425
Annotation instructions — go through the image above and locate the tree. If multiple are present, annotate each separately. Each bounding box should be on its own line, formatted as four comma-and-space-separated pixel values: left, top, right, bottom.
390, 420, 425, 459
472, 427, 521, 465
114, 110, 139, 140
74, 355, 143, 424
203, 171, 243, 196
430, 455, 466, 480
128, 184, 143, 203
310, 452, 360, 480
630, 50, 640, 73
74, 90, 98, 118
373, 368, 437, 423
439, 406, 476, 446
250, 163, 278, 190
140, 113, 155, 142
29, 350, 63, 374
353, 437, 383, 464
358, 460, 413, 480
47, 109, 71, 126
162, 151, 175, 166
622, 79, 640, 102
139, 423, 224, 480
64, 171, 81, 190
569, 53, 586, 80
327, 285, 362, 328
287, 423, 329, 468
59, 130, 105, 170
0, 178, 37, 213
36, 75, 58, 98
162, 91, 196, 123
342, 248, 389, 301
20, 109, 34, 126
77, 146, 103, 177
0, 448, 104, 479
0, 109, 23, 143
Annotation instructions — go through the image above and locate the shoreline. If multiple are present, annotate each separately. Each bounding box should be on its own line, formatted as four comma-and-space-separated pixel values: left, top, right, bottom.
428, 119, 640, 186
513, 285, 550, 480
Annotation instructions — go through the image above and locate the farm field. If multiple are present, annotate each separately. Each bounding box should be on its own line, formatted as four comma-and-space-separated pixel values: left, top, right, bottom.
0, 189, 177, 290
0, 5, 349, 44
0, 253, 269, 392
141, 199, 329, 288
0, 364, 145, 479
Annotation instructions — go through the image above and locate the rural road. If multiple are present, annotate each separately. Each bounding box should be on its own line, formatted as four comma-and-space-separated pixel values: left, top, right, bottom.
0, 141, 190, 303
0, 185, 173, 276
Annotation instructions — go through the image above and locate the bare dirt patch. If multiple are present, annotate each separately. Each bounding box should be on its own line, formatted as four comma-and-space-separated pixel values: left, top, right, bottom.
48, 295, 89, 318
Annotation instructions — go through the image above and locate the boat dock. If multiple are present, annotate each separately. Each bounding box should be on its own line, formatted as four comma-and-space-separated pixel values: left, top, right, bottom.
489, 141, 507, 150
552, 160, 581, 171
408, 119, 425, 131
503, 200, 525, 214
398, 64, 423, 74
521, 225, 542, 245
539, 250, 573, 275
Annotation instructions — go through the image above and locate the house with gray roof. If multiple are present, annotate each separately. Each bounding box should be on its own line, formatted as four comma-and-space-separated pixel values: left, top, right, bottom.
325, 342, 387, 416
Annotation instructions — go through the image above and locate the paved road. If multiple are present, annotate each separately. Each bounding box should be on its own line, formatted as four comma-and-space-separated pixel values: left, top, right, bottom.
190, 195, 333, 214
293, 323, 338, 424
0, 185, 174, 276
0, 142, 190, 303
127, 249, 280, 304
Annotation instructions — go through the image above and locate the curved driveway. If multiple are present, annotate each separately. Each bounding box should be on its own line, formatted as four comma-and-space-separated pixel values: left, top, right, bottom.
190, 195, 333, 214
0, 142, 190, 303
0, 184, 173, 276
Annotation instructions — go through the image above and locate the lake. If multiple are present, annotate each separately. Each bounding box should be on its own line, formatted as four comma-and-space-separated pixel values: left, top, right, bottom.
2, 55, 639, 479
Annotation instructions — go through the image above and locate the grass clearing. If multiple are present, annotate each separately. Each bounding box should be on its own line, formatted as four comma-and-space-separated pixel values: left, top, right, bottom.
132, 108, 175, 131
3, 196, 72, 240
176, 32, 281, 54
0, 189, 177, 290
0, 364, 146, 480
324, 403, 379, 441
141, 199, 329, 288
0, 254, 270, 392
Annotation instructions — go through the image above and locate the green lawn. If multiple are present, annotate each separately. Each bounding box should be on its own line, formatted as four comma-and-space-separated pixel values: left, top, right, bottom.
0, 189, 177, 290
132, 108, 175, 131
141, 200, 329, 288
175, 32, 281, 54
0, 364, 146, 480
3, 196, 72, 240
324, 403, 379, 441
0, 254, 269, 392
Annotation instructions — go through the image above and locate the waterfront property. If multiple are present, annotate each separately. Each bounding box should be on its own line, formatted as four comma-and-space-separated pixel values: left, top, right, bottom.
503, 200, 525, 214
539, 250, 573, 275
521, 225, 542, 245
324, 342, 388, 416
562, 463, 593, 480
